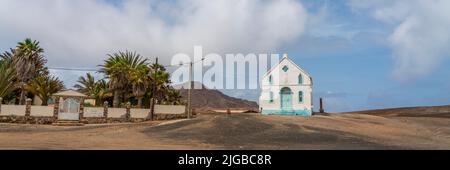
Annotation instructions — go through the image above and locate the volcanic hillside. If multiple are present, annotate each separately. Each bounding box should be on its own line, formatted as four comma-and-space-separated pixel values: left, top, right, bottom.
175, 82, 259, 110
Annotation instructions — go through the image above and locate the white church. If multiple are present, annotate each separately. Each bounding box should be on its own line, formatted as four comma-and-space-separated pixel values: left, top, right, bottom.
259, 54, 313, 116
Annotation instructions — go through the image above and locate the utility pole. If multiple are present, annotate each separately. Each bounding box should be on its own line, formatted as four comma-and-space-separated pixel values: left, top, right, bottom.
150, 57, 158, 121
187, 62, 193, 119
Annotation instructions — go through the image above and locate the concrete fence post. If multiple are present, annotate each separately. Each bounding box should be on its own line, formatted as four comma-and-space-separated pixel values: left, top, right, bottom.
0, 97, 2, 115
103, 101, 109, 118
53, 97, 60, 121
125, 102, 131, 121
25, 98, 32, 117
79, 98, 85, 121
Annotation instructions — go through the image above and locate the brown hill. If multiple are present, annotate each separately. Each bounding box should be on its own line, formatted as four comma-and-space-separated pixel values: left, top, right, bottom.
345, 105, 450, 118
175, 82, 259, 110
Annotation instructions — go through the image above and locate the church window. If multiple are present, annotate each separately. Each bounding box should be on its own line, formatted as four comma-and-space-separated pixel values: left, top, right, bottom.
298, 74, 303, 84
282, 65, 289, 72
298, 91, 303, 103
269, 92, 274, 103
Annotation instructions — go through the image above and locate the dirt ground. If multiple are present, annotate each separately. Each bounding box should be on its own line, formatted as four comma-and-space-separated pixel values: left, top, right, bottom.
0, 112, 449, 149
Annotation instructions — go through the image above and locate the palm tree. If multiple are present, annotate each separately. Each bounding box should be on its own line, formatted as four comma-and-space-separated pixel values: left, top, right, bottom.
92, 79, 110, 105
14, 38, 47, 105
153, 72, 171, 103
165, 88, 182, 105
74, 73, 110, 106
0, 48, 15, 61
130, 64, 150, 108
25, 75, 64, 106
148, 63, 177, 104
74, 73, 96, 94
0, 57, 17, 99
99, 51, 148, 107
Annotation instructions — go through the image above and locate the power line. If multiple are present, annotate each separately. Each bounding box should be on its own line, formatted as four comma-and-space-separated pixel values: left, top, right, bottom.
48, 58, 205, 71
162, 57, 205, 67
48, 67, 100, 72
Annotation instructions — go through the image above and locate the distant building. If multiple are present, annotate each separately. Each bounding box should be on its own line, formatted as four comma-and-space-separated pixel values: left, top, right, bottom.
33, 90, 96, 106
33, 95, 55, 106
259, 54, 313, 116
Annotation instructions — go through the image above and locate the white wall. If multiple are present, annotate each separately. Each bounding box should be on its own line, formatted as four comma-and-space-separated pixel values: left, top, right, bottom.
30, 106, 53, 117
84, 105, 186, 118
84, 107, 104, 117
0, 104, 186, 118
108, 108, 127, 118
155, 105, 185, 114
130, 108, 149, 118
0, 105, 26, 116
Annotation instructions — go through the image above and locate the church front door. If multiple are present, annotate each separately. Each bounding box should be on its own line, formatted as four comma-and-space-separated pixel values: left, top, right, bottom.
280, 87, 292, 110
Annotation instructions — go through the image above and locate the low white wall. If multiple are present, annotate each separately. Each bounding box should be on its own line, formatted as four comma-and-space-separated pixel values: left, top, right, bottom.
0, 105, 26, 116
130, 108, 150, 118
0, 104, 186, 118
84, 107, 104, 117
155, 105, 185, 114
30, 106, 53, 117
108, 108, 126, 118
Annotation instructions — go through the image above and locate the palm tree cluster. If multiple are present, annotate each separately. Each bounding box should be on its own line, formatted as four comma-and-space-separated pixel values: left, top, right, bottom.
74, 73, 110, 107
0, 38, 181, 108
74, 51, 182, 108
0, 38, 64, 105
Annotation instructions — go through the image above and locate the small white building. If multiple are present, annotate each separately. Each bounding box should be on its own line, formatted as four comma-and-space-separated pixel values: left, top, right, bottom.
259, 54, 313, 116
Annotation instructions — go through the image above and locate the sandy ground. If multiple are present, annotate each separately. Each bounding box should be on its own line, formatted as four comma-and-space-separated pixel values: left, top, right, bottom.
0, 112, 449, 149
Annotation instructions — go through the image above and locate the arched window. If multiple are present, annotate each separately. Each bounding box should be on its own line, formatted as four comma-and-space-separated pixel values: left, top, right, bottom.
269, 75, 273, 84
298, 91, 303, 103
298, 74, 303, 84
269, 91, 274, 103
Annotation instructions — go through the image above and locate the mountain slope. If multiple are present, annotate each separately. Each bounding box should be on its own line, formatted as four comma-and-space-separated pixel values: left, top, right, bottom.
175, 82, 259, 110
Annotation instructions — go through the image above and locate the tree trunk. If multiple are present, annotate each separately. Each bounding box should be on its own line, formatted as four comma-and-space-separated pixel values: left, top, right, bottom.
137, 97, 143, 108
113, 90, 120, 108
41, 97, 48, 106
95, 98, 102, 107
19, 88, 26, 105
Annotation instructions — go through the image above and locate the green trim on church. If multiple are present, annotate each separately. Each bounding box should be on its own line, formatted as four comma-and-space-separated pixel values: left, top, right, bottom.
261, 109, 312, 116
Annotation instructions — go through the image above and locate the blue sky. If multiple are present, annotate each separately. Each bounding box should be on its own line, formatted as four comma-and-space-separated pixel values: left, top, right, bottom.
292, 0, 450, 111
1, 0, 449, 112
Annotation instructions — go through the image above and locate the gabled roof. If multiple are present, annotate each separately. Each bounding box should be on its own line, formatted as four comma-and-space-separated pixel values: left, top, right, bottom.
53, 90, 88, 98
262, 54, 312, 78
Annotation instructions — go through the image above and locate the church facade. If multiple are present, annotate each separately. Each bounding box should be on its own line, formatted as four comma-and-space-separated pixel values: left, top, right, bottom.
259, 54, 313, 116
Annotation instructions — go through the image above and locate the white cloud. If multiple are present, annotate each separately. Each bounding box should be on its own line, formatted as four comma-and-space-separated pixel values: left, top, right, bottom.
0, 0, 307, 68
349, 0, 450, 81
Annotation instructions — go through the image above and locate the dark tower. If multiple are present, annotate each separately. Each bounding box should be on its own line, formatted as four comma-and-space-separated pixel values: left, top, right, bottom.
319, 97, 325, 113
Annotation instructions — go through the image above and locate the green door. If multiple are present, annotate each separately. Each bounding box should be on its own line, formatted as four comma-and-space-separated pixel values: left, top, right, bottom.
280, 87, 292, 110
